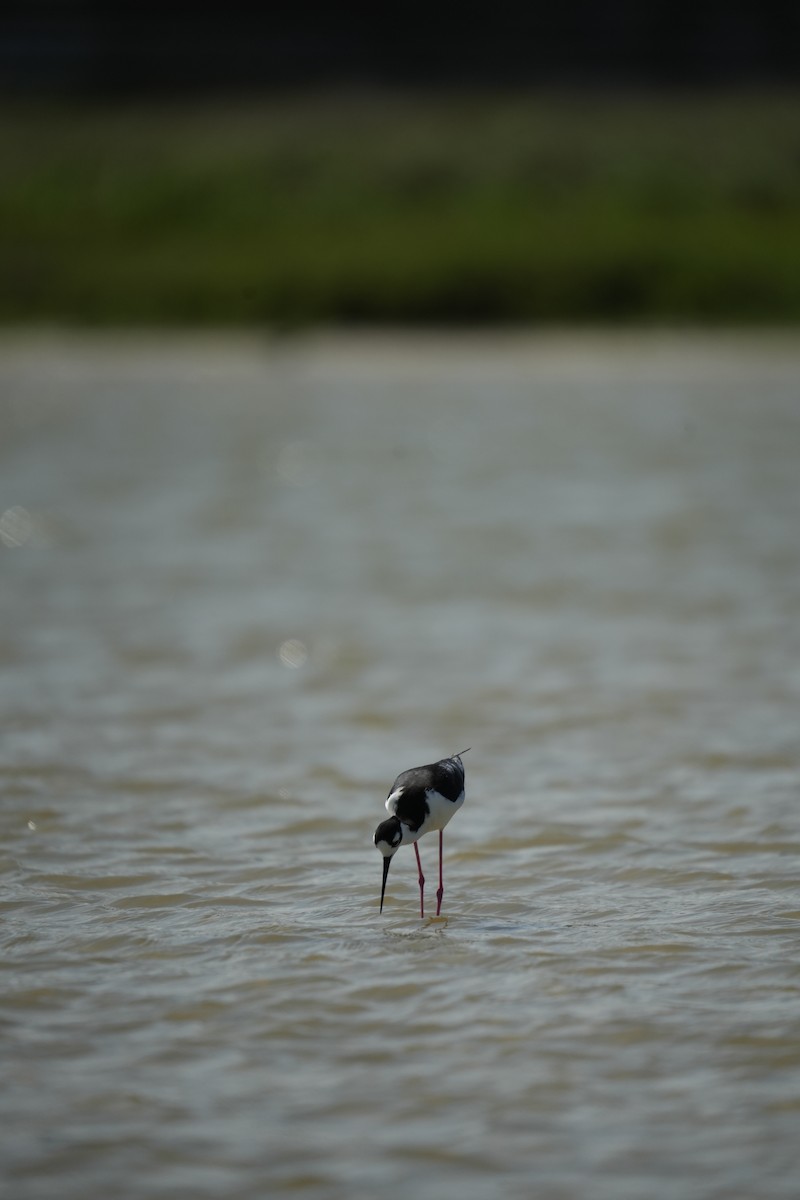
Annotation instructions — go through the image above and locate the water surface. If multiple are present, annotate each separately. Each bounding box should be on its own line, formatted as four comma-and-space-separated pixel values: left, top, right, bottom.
2, 332, 800, 1199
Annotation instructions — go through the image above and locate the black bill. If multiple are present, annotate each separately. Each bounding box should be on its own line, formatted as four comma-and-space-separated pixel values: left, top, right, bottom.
379, 856, 392, 913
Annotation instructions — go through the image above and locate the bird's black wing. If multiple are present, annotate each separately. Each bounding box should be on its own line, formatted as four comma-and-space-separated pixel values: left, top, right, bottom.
430, 755, 466, 802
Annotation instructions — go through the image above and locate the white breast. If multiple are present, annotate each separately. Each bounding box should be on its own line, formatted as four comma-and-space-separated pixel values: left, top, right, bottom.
423, 785, 465, 831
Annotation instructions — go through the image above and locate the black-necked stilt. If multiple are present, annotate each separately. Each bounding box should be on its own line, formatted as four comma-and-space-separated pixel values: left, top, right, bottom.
374, 750, 468, 918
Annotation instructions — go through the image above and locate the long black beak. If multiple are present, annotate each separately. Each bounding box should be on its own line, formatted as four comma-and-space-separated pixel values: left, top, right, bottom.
379, 856, 392, 913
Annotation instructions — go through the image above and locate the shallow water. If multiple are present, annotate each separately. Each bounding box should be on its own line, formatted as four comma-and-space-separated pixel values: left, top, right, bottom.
2, 331, 800, 1200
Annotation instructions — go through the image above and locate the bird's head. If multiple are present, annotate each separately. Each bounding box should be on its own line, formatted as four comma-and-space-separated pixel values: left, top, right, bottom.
374, 816, 404, 913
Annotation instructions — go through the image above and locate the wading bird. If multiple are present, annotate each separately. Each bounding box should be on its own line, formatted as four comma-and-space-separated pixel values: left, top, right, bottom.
374, 750, 468, 918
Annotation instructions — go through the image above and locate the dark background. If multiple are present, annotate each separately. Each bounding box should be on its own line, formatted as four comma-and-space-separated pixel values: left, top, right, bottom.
2, 2, 799, 95
3, 4, 799, 325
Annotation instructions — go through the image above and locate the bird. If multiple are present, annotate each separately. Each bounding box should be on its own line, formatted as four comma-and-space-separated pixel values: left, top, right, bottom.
374, 750, 469, 918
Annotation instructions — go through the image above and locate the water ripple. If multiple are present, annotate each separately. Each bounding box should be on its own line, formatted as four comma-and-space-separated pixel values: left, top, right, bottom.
2, 334, 800, 1200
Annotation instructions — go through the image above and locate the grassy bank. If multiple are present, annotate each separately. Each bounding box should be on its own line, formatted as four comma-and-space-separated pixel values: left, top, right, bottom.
2, 92, 799, 324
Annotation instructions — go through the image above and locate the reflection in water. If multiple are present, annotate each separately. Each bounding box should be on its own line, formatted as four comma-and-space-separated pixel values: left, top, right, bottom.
1, 333, 799, 1200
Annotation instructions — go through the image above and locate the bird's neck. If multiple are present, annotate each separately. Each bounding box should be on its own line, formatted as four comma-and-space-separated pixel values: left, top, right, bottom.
398, 822, 420, 846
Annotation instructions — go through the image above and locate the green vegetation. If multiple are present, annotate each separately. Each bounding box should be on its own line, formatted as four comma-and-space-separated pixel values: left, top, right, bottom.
1, 92, 799, 324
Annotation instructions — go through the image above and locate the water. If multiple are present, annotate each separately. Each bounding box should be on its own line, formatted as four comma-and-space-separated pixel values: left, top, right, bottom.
2, 331, 799, 1200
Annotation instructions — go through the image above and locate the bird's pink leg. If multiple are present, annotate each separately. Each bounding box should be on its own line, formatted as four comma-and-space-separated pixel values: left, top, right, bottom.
414, 842, 425, 919
436, 830, 444, 916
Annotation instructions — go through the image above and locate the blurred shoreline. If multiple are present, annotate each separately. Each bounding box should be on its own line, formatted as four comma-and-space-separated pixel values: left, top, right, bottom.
2, 90, 799, 326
